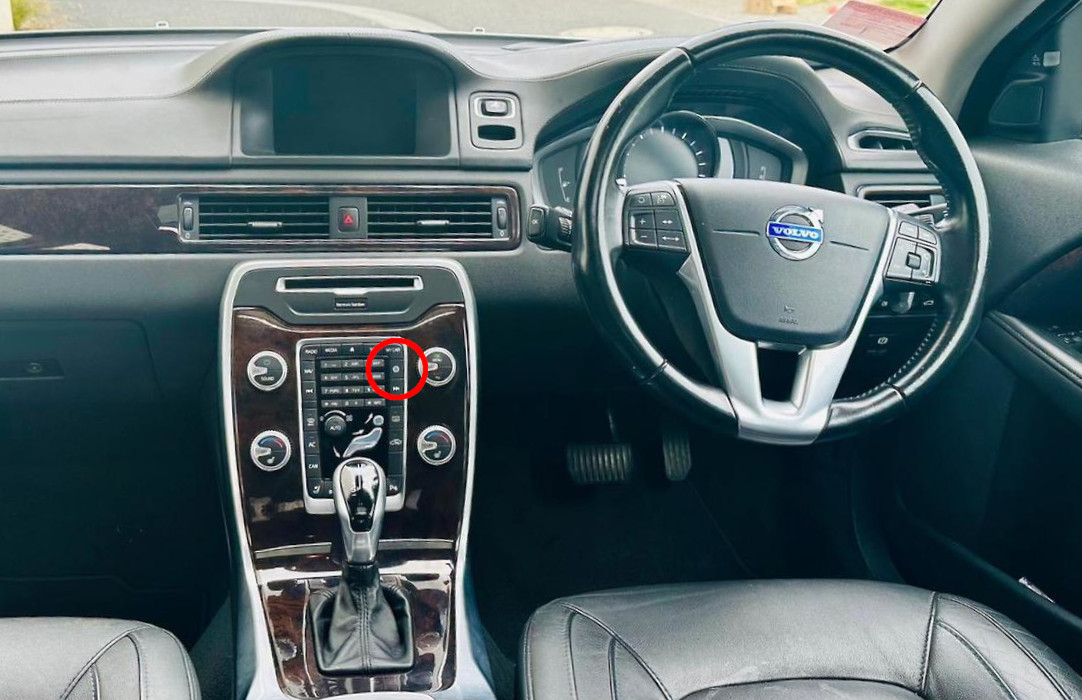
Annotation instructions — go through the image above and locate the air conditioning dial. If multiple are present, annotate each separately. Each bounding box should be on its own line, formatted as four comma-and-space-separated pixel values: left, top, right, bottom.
417, 425, 456, 466
250, 430, 292, 471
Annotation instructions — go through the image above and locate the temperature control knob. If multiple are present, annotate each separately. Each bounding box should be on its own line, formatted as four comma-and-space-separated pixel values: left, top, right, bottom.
247, 351, 287, 392
323, 413, 348, 437
417, 425, 456, 466
250, 430, 292, 471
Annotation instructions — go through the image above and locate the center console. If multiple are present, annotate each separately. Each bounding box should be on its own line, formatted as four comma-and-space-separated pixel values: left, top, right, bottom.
220, 258, 492, 699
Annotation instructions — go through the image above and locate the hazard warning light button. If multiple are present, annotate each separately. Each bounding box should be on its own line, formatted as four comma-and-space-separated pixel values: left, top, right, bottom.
337, 206, 360, 233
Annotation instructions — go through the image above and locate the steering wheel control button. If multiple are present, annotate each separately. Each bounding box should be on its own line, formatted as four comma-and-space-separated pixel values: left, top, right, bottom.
657, 230, 688, 252
247, 351, 288, 392
886, 239, 917, 281
250, 430, 292, 471
632, 211, 655, 229
651, 191, 675, 207
417, 425, 456, 466
631, 227, 659, 248
629, 193, 652, 208
910, 246, 937, 283
419, 347, 457, 387
654, 209, 682, 231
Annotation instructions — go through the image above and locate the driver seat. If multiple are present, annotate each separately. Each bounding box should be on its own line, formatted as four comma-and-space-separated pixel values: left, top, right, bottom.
519, 580, 1082, 699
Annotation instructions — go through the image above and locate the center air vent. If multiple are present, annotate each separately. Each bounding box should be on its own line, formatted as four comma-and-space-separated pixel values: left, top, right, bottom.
177, 188, 516, 246
367, 195, 499, 238
194, 194, 330, 240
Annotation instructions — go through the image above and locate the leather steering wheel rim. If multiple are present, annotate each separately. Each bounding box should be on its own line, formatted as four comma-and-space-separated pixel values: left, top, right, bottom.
573, 23, 989, 445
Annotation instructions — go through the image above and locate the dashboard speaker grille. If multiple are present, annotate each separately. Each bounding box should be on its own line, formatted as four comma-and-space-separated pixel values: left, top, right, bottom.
195, 195, 331, 240
367, 195, 494, 238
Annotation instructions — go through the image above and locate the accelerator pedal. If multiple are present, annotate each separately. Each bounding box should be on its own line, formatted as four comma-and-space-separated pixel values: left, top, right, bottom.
661, 422, 693, 482
566, 443, 634, 485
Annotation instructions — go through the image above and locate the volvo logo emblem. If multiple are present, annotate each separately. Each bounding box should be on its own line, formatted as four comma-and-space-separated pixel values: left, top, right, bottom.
766, 206, 825, 261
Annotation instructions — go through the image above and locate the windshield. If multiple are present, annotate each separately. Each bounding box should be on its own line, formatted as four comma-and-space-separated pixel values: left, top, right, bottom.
7, 0, 937, 48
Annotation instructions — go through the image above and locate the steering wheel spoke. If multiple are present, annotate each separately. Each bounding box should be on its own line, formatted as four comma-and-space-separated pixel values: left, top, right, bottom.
668, 185, 894, 444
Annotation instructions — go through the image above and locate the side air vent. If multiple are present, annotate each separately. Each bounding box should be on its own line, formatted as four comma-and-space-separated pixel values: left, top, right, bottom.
860, 187, 947, 227
367, 195, 499, 238
851, 130, 913, 152
195, 195, 331, 240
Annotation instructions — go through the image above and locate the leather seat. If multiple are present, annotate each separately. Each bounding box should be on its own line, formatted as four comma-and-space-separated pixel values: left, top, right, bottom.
0, 618, 200, 700
520, 580, 1082, 699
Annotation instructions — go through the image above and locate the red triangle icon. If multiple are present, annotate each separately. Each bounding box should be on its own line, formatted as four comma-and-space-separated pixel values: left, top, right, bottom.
343, 213, 355, 226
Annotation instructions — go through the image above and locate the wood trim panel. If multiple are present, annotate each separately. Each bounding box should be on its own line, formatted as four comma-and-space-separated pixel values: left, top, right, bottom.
0, 184, 519, 253
259, 551, 455, 696
230, 305, 470, 552
229, 303, 470, 695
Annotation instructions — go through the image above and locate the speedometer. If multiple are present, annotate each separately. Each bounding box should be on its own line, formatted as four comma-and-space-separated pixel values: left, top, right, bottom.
617, 111, 719, 187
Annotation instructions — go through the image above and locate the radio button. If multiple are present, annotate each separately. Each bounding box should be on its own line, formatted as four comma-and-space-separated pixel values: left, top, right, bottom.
250, 430, 291, 471
247, 351, 287, 392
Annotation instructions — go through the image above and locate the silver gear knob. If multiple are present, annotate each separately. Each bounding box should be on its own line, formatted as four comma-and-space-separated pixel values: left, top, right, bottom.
332, 457, 386, 565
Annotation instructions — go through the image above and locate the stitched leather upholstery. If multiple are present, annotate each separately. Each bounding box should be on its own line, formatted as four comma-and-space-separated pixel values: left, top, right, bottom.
0, 618, 200, 700
520, 580, 1082, 700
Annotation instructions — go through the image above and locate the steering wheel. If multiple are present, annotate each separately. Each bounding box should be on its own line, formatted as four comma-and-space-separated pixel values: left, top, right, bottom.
574, 24, 989, 445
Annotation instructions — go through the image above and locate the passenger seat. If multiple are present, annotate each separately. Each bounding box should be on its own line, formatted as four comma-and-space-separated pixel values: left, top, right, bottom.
0, 618, 200, 700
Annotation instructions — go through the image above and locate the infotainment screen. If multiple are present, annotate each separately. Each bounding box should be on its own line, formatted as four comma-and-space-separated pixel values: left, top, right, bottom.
272, 56, 420, 156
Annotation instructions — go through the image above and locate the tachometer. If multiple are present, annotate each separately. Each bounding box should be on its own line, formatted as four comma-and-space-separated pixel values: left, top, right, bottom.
617, 111, 718, 187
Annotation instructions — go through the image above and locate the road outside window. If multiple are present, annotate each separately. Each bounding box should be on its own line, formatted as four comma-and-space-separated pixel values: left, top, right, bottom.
2, 0, 937, 48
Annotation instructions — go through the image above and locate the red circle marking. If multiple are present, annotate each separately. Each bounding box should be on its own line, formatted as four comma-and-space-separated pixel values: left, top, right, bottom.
367, 338, 427, 401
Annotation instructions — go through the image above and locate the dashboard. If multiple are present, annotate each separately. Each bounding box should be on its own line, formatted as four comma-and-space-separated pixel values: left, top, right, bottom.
536, 112, 809, 209
0, 27, 945, 402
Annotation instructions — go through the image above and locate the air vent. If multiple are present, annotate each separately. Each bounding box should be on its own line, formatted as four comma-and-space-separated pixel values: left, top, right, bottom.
860, 188, 947, 227
367, 195, 497, 238
194, 194, 330, 240
851, 130, 913, 152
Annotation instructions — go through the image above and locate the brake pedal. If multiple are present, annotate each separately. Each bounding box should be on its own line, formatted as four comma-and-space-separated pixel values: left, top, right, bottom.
661, 423, 693, 482
566, 443, 634, 485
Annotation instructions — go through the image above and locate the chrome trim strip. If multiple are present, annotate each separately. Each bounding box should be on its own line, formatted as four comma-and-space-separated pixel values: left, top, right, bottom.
253, 538, 456, 561
220, 257, 491, 700
275, 274, 424, 295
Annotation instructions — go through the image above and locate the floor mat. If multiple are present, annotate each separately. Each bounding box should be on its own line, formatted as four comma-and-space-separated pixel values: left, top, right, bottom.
0, 400, 229, 645
468, 393, 756, 659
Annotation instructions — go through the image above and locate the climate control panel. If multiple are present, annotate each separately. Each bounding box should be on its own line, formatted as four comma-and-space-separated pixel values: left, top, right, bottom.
297, 338, 409, 514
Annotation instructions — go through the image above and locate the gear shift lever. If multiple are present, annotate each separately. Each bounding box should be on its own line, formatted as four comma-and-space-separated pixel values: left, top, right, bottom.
334, 457, 385, 565
308, 458, 414, 675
